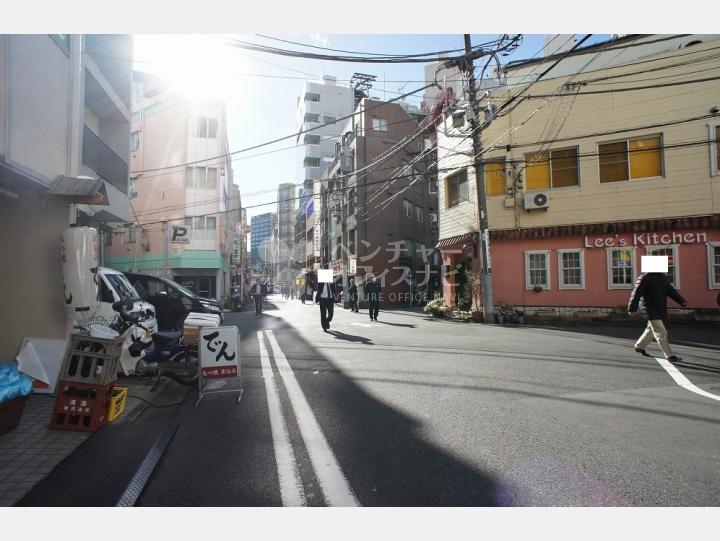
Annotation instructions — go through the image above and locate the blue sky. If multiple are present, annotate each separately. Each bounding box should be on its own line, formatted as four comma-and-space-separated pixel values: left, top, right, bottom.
134, 34, 610, 220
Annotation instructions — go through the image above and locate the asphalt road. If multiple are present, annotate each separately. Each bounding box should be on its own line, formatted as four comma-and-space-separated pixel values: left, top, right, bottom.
134, 294, 720, 506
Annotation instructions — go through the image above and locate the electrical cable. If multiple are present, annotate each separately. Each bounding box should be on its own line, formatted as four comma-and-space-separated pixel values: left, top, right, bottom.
130, 81, 436, 175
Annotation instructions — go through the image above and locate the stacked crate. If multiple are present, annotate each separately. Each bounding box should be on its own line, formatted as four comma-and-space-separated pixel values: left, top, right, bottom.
49, 332, 126, 432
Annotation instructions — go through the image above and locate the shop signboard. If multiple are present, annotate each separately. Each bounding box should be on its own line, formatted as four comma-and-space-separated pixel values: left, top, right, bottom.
199, 326, 239, 379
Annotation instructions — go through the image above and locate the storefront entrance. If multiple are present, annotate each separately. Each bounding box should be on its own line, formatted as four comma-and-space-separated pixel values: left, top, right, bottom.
175, 276, 216, 299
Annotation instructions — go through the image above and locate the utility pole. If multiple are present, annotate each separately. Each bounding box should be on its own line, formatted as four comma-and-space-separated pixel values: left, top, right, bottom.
463, 34, 494, 320
162, 221, 169, 277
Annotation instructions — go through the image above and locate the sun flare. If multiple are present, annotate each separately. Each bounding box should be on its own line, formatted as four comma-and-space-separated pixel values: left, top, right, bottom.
133, 34, 242, 101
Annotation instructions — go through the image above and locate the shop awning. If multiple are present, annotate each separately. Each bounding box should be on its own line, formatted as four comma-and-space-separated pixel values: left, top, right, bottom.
436, 232, 478, 249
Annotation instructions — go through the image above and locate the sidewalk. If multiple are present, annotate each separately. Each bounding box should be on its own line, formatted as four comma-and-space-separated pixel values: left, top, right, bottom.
0, 377, 174, 506
385, 306, 720, 350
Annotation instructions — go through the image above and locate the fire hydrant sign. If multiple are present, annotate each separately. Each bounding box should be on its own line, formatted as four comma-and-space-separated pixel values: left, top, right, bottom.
199, 326, 239, 379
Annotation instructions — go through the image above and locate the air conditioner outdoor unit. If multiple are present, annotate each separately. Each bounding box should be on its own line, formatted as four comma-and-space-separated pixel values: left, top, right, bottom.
523, 191, 550, 210
428, 213, 438, 223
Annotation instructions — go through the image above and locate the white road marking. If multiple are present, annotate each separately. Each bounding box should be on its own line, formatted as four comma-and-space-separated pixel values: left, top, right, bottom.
265, 329, 360, 507
655, 357, 720, 403
257, 331, 306, 507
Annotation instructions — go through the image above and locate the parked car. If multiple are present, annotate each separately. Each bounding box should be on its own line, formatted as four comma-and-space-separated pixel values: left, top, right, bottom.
95, 267, 158, 331
124, 272, 223, 330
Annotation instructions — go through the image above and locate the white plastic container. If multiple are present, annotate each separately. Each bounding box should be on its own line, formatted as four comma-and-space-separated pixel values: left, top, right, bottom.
89, 324, 119, 339
61, 226, 99, 312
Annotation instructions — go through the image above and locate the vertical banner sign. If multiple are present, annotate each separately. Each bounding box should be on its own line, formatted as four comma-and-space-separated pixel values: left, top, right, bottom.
200, 326, 240, 378
314, 227, 322, 258
348, 258, 357, 275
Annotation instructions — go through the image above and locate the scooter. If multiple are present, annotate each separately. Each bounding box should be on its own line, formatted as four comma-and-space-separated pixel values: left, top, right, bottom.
111, 298, 198, 386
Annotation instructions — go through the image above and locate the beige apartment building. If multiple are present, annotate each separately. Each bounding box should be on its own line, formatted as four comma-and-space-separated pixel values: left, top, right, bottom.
105, 72, 238, 301
0, 34, 133, 360
437, 34, 720, 314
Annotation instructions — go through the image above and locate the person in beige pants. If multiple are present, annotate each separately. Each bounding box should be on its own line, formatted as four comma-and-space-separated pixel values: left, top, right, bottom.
628, 272, 687, 362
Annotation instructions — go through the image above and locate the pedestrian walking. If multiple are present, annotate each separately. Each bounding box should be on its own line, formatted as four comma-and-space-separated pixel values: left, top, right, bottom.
366, 276, 382, 321
348, 278, 359, 313
301, 283, 308, 304
628, 271, 687, 362
315, 280, 336, 331
250, 279, 265, 315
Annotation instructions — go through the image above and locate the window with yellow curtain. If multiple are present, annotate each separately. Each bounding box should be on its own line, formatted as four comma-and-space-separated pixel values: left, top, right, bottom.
551, 148, 579, 187
525, 151, 551, 190
524, 148, 578, 189
629, 136, 662, 179
484, 161, 506, 196
600, 135, 663, 182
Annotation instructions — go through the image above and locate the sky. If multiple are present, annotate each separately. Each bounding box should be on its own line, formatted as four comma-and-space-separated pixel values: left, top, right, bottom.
133, 34, 611, 221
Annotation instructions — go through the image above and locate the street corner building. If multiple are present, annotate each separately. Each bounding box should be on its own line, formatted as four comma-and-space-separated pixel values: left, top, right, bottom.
0, 35, 134, 360
435, 34, 720, 315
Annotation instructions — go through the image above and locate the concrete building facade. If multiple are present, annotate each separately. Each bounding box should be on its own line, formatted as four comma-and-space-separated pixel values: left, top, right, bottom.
435, 34, 720, 315
0, 34, 133, 360
294, 76, 354, 270
105, 72, 236, 301
322, 98, 439, 305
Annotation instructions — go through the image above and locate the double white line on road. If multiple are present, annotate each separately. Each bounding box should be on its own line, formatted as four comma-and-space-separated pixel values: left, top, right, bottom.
258, 330, 359, 507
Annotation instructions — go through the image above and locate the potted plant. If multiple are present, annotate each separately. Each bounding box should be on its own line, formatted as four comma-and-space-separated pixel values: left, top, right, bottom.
423, 297, 451, 318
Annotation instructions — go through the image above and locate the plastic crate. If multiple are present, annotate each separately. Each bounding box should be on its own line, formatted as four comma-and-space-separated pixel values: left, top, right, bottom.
59, 331, 126, 386
49, 380, 114, 432
0, 395, 29, 435
107, 386, 128, 423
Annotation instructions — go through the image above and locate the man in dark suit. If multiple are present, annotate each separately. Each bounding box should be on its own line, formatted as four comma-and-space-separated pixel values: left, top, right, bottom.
348, 278, 359, 313
366, 276, 382, 321
315, 279, 337, 331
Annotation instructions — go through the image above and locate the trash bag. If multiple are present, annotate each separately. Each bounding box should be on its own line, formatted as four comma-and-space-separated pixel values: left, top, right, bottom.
0, 363, 20, 386
0, 363, 32, 404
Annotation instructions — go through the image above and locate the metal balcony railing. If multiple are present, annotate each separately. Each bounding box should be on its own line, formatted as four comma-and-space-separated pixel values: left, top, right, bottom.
82, 125, 128, 194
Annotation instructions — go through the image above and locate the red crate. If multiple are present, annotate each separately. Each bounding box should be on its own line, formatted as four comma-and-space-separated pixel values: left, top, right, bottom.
49, 380, 114, 432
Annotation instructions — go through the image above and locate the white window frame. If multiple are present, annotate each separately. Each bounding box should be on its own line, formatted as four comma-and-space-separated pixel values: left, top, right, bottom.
525, 250, 551, 290
403, 199, 413, 218
130, 131, 140, 152
707, 242, 720, 289
557, 249, 585, 290
415, 205, 423, 223
709, 122, 720, 177
606, 246, 637, 289
644, 244, 680, 289
372, 117, 388, 132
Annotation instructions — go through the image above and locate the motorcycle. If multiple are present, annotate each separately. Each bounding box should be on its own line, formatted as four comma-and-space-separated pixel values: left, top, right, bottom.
111, 298, 198, 386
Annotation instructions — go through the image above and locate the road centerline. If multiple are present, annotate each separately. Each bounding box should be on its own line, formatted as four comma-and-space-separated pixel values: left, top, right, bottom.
265, 329, 360, 507
257, 331, 306, 507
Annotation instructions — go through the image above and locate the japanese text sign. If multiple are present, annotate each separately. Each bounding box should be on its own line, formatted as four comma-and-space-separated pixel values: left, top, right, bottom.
199, 326, 240, 379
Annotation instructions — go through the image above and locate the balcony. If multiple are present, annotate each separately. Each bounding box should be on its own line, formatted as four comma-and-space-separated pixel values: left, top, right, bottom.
82, 125, 128, 193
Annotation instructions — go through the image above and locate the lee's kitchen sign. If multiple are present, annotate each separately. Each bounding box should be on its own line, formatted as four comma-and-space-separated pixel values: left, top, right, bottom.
584, 232, 708, 248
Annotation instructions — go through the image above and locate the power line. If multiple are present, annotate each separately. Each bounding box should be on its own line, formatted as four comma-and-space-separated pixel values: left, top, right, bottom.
130, 81, 435, 175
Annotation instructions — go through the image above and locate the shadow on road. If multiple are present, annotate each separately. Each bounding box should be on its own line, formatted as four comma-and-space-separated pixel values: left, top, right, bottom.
326, 330, 374, 345
373, 320, 417, 328
262, 318, 498, 506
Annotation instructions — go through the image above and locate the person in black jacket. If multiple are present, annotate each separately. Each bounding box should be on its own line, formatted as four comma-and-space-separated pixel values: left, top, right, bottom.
348, 278, 359, 313
315, 280, 336, 331
628, 272, 687, 362
366, 276, 382, 321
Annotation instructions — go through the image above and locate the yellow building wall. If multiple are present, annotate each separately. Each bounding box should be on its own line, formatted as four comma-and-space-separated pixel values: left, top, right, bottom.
478, 40, 720, 231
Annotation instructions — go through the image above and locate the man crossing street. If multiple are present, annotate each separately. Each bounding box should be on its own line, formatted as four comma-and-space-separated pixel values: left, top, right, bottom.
315, 279, 336, 331
366, 275, 382, 321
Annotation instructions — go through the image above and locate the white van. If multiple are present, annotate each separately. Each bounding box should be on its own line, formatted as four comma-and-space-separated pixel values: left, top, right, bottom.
95, 267, 158, 333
